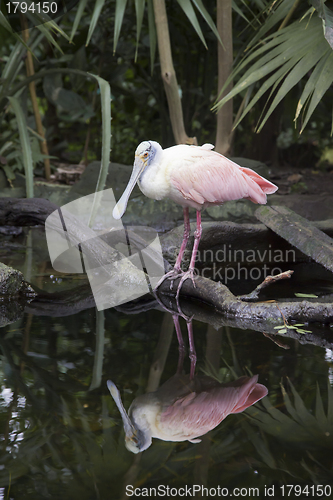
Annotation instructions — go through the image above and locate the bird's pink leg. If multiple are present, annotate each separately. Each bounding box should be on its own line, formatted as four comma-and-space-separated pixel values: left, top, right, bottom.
154, 207, 190, 291
175, 210, 202, 309
174, 207, 191, 271
186, 319, 196, 380
173, 314, 185, 374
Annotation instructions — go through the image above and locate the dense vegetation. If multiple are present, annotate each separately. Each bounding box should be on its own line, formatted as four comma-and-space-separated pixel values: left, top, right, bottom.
0, 0, 333, 191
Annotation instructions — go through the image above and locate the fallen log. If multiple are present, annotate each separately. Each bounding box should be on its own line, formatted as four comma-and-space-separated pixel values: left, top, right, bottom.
20, 281, 333, 350
256, 206, 333, 273
0, 198, 57, 226
0, 198, 332, 331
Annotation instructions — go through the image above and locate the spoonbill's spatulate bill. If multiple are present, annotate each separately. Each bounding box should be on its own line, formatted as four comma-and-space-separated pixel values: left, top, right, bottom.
113, 141, 278, 302
107, 374, 268, 454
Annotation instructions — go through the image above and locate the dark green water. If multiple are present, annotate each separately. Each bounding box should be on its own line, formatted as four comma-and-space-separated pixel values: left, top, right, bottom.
1, 228, 333, 499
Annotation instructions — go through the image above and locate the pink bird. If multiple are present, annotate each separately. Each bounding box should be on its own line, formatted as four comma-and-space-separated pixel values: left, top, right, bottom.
107, 374, 268, 453
113, 141, 278, 303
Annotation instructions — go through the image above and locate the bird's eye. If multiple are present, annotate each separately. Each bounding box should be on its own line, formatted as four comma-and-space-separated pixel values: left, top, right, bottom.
143, 152, 148, 158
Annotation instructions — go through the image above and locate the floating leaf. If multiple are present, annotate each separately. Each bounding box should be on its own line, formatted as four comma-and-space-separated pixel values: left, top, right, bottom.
295, 293, 319, 298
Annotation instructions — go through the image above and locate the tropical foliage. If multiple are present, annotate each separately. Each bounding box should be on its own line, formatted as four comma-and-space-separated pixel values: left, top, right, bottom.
215, 0, 333, 134
0, 0, 333, 194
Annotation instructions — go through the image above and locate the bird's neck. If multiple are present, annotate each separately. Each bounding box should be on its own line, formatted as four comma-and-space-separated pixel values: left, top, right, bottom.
130, 394, 160, 437
138, 149, 169, 201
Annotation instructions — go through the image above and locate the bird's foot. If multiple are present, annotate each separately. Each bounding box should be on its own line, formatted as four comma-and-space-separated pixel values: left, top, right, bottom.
175, 268, 197, 312
153, 268, 183, 292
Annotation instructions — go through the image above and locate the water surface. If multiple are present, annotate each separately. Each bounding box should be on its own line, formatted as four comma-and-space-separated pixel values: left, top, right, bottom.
1, 228, 333, 499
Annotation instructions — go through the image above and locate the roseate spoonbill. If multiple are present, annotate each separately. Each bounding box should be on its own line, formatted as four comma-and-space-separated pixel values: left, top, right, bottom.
113, 141, 278, 302
107, 374, 268, 454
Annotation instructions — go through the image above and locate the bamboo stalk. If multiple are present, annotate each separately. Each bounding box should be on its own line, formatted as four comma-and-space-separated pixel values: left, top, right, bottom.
20, 14, 51, 180
215, 0, 233, 155
152, 0, 196, 145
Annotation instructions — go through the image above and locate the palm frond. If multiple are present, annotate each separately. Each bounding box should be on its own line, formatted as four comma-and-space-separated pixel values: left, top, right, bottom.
213, 15, 333, 133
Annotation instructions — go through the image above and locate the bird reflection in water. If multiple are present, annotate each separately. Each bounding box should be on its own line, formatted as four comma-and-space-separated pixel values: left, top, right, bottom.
107, 319, 268, 455
107, 375, 267, 454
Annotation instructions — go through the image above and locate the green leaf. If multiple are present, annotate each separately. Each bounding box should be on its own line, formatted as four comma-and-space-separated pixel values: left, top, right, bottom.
247, 0, 298, 49
280, 382, 301, 423
214, 16, 333, 133
295, 50, 330, 121
7, 97, 34, 198
288, 379, 319, 428
217, 18, 322, 109
177, 0, 207, 48
0, 11, 31, 49
70, 0, 89, 42
2, 165, 16, 181
26, 7, 70, 42
0, 10, 13, 33
301, 50, 333, 132
234, 55, 298, 129
294, 293, 319, 298
36, 21, 63, 53
86, 0, 107, 46
192, 0, 222, 45
87, 73, 111, 226
113, 0, 128, 53
315, 383, 328, 428
0, 41, 26, 99
134, 0, 146, 61
257, 42, 330, 131
310, 0, 333, 49
232, 1, 252, 26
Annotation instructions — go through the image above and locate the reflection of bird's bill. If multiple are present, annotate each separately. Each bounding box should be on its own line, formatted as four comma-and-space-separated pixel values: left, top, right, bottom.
107, 380, 137, 440
112, 156, 146, 220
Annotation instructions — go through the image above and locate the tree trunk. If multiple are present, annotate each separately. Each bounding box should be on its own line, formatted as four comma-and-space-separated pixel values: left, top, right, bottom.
215, 0, 233, 155
152, 0, 196, 145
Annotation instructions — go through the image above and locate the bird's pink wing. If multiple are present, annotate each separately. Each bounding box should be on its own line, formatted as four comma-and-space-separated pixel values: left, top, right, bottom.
239, 167, 278, 195
170, 151, 277, 206
160, 375, 267, 439
224, 375, 268, 413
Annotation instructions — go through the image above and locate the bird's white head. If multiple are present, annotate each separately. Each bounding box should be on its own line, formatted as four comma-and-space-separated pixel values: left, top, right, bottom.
112, 140, 162, 219
107, 380, 152, 454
